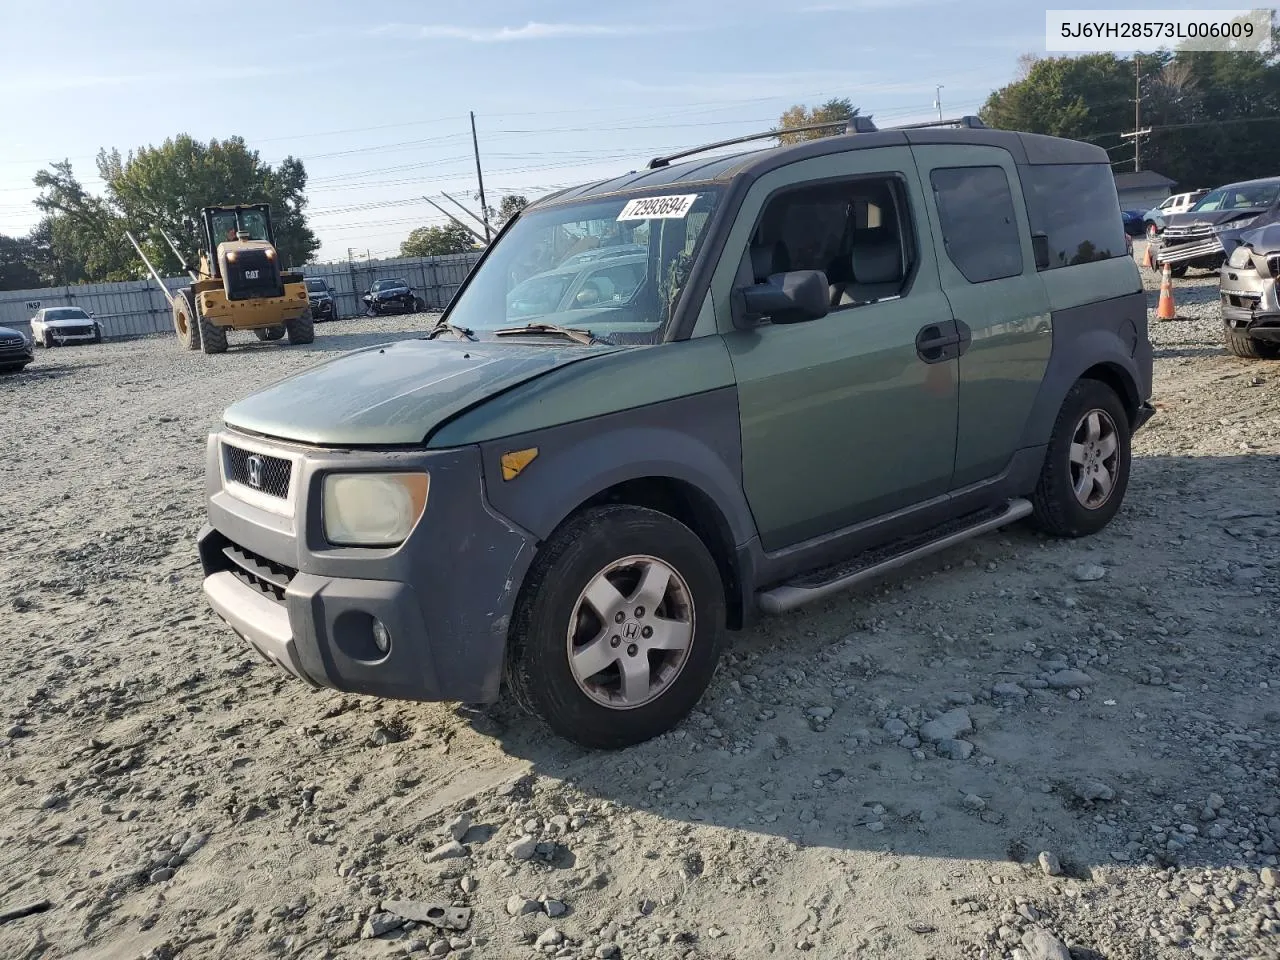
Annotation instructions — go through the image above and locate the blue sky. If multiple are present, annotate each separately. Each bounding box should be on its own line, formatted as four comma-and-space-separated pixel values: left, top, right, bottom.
0, 0, 1245, 262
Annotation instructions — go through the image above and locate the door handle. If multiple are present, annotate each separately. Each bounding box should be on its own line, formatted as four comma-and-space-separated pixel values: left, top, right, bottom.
916, 324, 959, 362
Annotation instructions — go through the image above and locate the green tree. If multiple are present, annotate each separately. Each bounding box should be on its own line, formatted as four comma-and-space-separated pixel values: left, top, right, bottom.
496, 194, 529, 227
32, 160, 136, 282
400, 223, 477, 258
776, 98, 860, 144
980, 53, 1131, 143
97, 134, 319, 270
0, 234, 43, 291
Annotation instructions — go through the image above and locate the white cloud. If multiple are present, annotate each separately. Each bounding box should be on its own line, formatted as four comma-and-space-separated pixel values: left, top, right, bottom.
368, 21, 672, 43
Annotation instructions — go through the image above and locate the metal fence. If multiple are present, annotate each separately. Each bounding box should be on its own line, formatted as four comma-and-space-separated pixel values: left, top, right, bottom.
0, 251, 482, 341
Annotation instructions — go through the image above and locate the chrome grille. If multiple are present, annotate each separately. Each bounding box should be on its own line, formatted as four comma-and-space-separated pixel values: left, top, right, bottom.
223, 443, 292, 499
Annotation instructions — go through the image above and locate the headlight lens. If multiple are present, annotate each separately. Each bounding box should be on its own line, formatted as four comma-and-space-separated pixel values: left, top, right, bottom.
1227, 244, 1255, 269
322, 472, 429, 546
1217, 215, 1258, 233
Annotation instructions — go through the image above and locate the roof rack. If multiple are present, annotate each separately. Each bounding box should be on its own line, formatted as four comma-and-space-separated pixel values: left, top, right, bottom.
645, 113, 985, 170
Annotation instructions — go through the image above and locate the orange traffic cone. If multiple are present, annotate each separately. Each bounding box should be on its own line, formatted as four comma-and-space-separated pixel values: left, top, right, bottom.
1157, 261, 1177, 321
1141, 240, 1154, 270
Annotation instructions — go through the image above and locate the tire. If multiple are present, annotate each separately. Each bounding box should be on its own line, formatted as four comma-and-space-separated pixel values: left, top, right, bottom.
1030, 379, 1132, 539
1169, 264, 1188, 278
254, 326, 285, 342
1224, 324, 1280, 360
505, 504, 726, 750
198, 311, 228, 354
93, 326, 102, 344
42, 330, 54, 348
413, 297, 425, 313
172, 291, 201, 351
1146, 222, 1159, 240
284, 313, 314, 345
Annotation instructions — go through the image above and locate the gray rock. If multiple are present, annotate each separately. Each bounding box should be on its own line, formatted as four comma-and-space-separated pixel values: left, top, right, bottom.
1038, 851, 1063, 877
38, 793, 62, 810
937, 739, 974, 760
596, 945, 620, 959
427, 840, 468, 862
963, 794, 986, 811
460, 876, 478, 893
898, 735, 921, 750
1021, 927, 1072, 960
1261, 867, 1278, 888
1073, 780, 1115, 802
1207, 793, 1225, 811
1023, 678, 1049, 690
918, 709, 973, 743
428, 940, 450, 958
1073, 564, 1107, 582
883, 719, 909, 737
506, 896, 540, 917
177, 833, 207, 861
807, 706, 834, 720
992, 682, 1029, 699
445, 813, 472, 842
506, 835, 538, 860
5, 724, 24, 738
544, 899, 567, 918
364, 912, 406, 938
149, 867, 175, 883
946, 692, 976, 706
1047, 669, 1094, 689
536, 928, 564, 948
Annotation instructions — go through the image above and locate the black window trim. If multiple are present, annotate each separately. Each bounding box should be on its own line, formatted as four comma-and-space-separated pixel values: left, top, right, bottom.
735, 170, 924, 322
929, 163, 1026, 285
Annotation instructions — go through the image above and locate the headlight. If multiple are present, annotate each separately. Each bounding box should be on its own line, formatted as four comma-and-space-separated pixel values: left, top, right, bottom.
322, 472, 429, 546
1227, 245, 1255, 269
1216, 215, 1258, 233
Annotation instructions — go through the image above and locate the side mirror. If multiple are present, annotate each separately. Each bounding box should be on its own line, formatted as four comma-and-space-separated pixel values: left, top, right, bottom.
731, 270, 830, 330
1031, 233, 1051, 271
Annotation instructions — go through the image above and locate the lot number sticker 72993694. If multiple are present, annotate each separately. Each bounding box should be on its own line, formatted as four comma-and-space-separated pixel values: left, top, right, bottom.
617, 194, 697, 221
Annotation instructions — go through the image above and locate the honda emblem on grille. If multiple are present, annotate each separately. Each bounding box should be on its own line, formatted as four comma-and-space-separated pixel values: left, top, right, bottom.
245, 454, 265, 490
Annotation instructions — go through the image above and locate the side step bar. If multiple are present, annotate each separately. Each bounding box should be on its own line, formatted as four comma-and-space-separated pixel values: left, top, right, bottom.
756, 498, 1033, 615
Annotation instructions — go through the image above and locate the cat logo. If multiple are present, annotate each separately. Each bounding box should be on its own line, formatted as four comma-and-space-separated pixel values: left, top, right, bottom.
245, 270, 260, 280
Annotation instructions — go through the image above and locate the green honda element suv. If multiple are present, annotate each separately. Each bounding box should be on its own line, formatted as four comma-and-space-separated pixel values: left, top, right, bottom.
197, 115, 1154, 749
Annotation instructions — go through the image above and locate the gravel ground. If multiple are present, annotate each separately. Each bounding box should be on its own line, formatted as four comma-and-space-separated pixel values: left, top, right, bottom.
1, 250, 1278, 960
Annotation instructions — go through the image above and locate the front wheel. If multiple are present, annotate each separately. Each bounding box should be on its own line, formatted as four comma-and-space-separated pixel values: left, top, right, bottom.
42, 330, 54, 348
1224, 324, 1280, 360
505, 504, 726, 750
284, 313, 314, 344
1030, 379, 1132, 538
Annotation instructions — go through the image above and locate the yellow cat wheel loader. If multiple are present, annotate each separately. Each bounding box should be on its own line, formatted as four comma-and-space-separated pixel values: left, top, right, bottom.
127, 204, 312, 354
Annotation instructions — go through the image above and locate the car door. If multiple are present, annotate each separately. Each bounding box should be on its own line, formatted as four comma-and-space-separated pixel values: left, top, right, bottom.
709, 147, 960, 552
909, 144, 1053, 489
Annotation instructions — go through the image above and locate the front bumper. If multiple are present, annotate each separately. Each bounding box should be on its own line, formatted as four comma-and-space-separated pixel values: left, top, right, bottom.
1221, 273, 1280, 340
47, 328, 97, 343
197, 432, 536, 704
310, 298, 336, 320
0, 343, 33, 364
1156, 233, 1225, 267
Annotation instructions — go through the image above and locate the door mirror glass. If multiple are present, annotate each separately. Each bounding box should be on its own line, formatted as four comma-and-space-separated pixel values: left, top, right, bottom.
732, 270, 830, 329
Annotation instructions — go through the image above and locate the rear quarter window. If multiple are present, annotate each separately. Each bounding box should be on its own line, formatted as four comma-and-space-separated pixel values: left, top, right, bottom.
1021, 163, 1127, 270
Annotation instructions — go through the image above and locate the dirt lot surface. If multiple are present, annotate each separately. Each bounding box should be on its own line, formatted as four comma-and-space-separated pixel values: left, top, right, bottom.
1, 255, 1278, 960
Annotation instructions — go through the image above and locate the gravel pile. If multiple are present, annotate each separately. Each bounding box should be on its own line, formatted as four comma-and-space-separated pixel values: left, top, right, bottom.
0, 262, 1277, 959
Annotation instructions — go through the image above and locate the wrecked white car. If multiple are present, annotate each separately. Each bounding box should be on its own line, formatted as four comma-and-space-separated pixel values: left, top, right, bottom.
29, 306, 103, 347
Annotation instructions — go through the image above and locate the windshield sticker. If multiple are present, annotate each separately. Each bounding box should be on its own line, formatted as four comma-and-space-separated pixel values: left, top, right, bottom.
617, 194, 697, 221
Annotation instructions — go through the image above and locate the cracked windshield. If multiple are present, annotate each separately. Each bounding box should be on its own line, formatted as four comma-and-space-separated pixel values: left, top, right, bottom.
445, 190, 720, 343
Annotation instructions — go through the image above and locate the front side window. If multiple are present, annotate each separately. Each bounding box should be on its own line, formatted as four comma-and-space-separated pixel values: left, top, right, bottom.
1021, 163, 1126, 269
743, 175, 916, 311
446, 188, 721, 344
930, 166, 1024, 283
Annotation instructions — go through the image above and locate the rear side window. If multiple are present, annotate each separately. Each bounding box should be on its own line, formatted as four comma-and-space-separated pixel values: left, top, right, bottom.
1021, 163, 1126, 269
930, 166, 1023, 283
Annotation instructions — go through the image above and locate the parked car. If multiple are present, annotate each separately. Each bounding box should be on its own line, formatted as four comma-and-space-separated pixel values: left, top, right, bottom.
1121, 209, 1147, 237
196, 115, 1154, 750
1219, 221, 1280, 359
0, 324, 34, 372
305, 277, 337, 322
1143, 189, 1209, 238
1153, 177, 1280, 276
506, 253, 647, 318
29, 306, 102, 347
362, 278, 426, 316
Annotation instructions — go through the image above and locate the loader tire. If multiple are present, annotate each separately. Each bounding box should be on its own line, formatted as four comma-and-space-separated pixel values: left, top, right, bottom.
199, 313, 228, 354
285, 313, 314, 345
173, 290, 201, 351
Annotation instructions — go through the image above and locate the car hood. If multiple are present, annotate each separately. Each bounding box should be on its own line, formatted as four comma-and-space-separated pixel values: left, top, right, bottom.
223, 337, 622, 446
1164, 208, 1270, 229
1236, 222, 1280, 257
0, 325, 28, 340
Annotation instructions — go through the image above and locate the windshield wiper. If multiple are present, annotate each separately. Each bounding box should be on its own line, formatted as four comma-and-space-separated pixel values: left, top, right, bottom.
492, 322, 605, 346
423, 318, 476, 341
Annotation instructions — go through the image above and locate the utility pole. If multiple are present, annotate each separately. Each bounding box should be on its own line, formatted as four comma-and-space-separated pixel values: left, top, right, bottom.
1121, 55, 1151, 173
934, 85, 944, 121
470, 111, 491, 243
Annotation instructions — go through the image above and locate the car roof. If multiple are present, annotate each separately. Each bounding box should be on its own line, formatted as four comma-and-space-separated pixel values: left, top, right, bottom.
529, 127, 1109, 210
1212, 176, 1280, 190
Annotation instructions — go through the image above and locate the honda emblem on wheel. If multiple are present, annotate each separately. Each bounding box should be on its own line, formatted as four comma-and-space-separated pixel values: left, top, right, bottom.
245, 454, 264, 489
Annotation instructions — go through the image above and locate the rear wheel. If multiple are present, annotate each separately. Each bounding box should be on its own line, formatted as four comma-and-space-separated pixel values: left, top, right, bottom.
284, 313, 314, 344
1169, 263, 1188, 278
172, 291, 201, 351
1224, 324, 1280, 360
254, 326, 285, 342
505, 504, 725, 749
1029, 378, 1132, 538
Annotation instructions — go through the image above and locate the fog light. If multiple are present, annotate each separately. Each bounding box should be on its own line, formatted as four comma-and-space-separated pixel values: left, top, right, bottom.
372, 619, 391, 654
